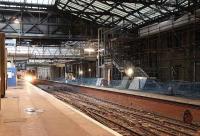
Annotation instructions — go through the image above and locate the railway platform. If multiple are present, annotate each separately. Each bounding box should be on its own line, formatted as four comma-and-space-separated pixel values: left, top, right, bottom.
65, 83, 200, 123
0, 80, 120, 136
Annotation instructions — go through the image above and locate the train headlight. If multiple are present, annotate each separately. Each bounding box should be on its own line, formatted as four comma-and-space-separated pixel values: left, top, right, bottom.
32, 76, 36, 80
25, 75, 35, 82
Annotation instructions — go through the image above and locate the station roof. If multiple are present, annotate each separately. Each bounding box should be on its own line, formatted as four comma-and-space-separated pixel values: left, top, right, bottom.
57, 0, 198, 29
0, 0, 199, 29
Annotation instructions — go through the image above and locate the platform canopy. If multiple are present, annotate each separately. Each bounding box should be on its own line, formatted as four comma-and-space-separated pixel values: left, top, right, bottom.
0, 0, 56, 10
0, 0, 55, 5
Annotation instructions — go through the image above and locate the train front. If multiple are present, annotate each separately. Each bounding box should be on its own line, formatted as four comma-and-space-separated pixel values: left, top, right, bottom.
24, 70, 37, 83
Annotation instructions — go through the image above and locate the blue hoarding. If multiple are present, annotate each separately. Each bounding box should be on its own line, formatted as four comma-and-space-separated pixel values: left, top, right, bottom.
7, 67, 17, 86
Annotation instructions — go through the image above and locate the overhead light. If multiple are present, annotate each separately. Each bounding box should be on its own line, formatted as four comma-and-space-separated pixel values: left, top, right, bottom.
84, 48, 95, 53
125, 67, 134, 77
98, 48, 104, 52
79, 70, 83, 75
14, 18, 20, 24
88, 68, 91, 72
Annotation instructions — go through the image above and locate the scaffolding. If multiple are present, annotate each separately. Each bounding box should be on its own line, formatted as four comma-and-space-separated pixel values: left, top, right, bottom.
100, 9, 200, 82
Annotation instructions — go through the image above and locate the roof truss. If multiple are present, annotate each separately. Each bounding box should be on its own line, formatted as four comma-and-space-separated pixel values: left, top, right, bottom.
0, 0, 199, 29
57, 0, 200, 29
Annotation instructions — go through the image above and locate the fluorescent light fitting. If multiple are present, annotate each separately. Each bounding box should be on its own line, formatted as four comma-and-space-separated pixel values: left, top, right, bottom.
84, 48, 95, 52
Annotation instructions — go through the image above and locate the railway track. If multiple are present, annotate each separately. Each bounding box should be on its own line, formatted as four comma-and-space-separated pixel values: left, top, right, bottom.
36, 83, 200, 136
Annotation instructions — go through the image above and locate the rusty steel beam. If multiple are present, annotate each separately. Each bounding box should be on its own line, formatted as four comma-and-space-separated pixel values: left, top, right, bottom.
0, 33, 6, 98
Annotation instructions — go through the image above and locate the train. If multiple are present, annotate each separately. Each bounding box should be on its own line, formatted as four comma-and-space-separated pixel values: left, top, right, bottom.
24, 69, 37, 82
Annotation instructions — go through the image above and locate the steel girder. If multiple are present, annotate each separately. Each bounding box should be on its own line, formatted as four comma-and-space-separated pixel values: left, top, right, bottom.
0, 7, 99, 43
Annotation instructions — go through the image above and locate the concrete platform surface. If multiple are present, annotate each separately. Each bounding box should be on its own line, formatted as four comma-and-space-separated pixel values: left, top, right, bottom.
0, 80, 120, 136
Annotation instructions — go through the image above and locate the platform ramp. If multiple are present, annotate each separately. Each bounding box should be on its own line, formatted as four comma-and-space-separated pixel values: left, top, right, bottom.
128, 77, 147, 90
115, 76, 130, 89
